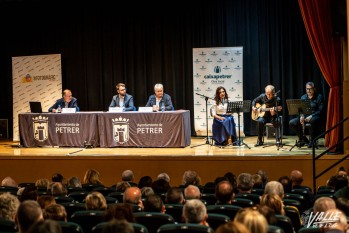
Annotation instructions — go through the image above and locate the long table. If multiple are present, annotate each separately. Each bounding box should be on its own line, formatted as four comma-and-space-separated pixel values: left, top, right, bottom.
18, 110, 191, 148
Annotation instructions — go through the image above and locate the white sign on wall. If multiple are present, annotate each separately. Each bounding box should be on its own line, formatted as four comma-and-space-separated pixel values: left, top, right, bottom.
193, 47, 244, 136
12, 54, 62, 141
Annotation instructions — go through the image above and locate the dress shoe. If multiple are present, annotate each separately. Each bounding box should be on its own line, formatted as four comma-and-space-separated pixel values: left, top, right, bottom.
255, 140, 263, 147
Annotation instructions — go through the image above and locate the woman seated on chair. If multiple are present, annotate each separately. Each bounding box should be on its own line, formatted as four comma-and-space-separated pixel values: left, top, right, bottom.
211, 86, 237, 146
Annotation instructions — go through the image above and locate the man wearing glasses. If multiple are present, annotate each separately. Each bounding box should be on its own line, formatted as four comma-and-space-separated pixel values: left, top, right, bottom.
289, 82, 324, 147
109, 83, 134, 111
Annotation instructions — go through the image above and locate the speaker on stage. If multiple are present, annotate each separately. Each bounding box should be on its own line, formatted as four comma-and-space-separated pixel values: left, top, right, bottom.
0, 119, 9, 139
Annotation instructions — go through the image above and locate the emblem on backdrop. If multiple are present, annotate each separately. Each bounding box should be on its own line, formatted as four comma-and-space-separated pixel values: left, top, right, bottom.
112, 117, 130, 144
32, 116, 48, 142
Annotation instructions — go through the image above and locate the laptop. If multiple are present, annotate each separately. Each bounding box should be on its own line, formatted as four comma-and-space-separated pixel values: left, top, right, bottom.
29, 102, 43, 113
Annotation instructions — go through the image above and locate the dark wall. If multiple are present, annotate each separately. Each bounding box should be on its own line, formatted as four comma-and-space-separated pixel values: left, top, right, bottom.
0, 0, 327, 138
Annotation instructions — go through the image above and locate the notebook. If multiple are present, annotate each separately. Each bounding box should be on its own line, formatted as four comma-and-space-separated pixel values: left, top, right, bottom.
29, 102, 43, 113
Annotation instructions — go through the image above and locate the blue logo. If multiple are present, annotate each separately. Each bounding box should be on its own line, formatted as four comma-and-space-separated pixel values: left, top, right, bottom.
214, 66, 221, 73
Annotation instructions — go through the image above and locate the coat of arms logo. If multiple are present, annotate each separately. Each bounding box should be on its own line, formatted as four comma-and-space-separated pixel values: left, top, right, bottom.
32, 116, 48, 142
112, 117, 129, 144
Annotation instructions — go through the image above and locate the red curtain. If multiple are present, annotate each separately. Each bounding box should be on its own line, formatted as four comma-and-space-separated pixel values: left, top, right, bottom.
298, 0, 342, 151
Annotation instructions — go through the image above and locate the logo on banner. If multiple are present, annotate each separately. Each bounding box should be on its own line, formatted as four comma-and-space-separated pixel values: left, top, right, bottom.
214, 66, 221, 73
112, 117, 130, 144
22, 74, 33, 83
32, 116, 48, 142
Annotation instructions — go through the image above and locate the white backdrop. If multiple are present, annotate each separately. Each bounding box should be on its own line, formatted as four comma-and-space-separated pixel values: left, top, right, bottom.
193, 47, 244, 136
12, 54, 62, 141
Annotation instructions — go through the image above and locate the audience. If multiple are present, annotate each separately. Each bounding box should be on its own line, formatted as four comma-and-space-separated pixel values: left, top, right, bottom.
16, 200, 44, 233
138, 176, 153, 189
157, 173, 171, 183
123, 187, 144, 210
0, 193, 20, 221
51, 173, 64, 183
182, 199, 208, 226
43, 204, 67, 222
184, 185, 202, 200
101, 219, 134, 233
141, 187, 155, 198
143, 194, 165, 213
66, 176, 82, 188
313, 196, 336, 213
1, 176, 18, 187
37, 195, 56, 209
234, 208, 268, 233
104, 203, 135, 222
236, 173, 254, 194
85, 191, 107, 210
215, 221, 251, 233
182, 170, 201, 187
122, 170, 137, 186
264, 181, 284, 198
28, 219, 62, 233
215, 180, 234, 204
165, 187, 185, 204
83, 169, 103, 185
260, 194, 285, 215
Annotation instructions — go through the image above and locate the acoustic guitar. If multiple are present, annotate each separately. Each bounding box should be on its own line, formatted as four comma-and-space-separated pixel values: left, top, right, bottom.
251, 103, 282, 121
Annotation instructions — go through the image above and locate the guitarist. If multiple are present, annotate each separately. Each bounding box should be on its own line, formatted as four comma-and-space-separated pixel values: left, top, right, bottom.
252, 85, 282, 147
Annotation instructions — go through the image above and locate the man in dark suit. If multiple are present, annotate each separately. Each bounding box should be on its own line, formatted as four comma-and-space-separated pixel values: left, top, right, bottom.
48, 89, 79, 112
145, 83, 173, 111
109, 83, 134, 111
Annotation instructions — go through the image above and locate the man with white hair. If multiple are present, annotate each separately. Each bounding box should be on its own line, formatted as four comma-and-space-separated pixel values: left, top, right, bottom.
157, 173, 170, 183
146, 83, 173, 111
182, 199, 209, 226
122, 170, 137, 186
264, 181, 284, 198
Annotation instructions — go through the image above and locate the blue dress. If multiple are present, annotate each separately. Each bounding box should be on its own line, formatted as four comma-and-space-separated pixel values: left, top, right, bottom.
211, 100, 237, 145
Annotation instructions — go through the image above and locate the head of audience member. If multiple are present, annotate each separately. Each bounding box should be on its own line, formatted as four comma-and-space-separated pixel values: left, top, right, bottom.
182, 170, 201, 186
154, 83, 164, 99
335, 197, 349, 216
278, 176, 292, 193
28, 219, 62, 233
237, 173, 254, 193
51, 173, 64, 183
290, 170, 304, 187
224, 172, 237, 188
19, 186, 38, 202
184, 185, 201, 200
252, 174, 263, 189
37, 195, 56, 210
151, 179, 170, 193
256, 170, 268, 187
215, 180, 234, 204
157, 173, 171, 183
123, 187, 143, 210
165, 187, 185, 204
255, 205, 277, 225
35, 179, 50, 191
214, 176, 229, 185
62, 89, 73, 104
0, 193, 20, 221
66, 176, 82, 188
116, 182, 131, 193
43, 204, 67, 222
143, 194, 165, 213
234, 207, 268, 233
83, 169, 103, 185
215, 221, 251, 233
337, 166, 348, 177
101, 219, 135, 233
264, 85, 275, 100
141, 187, 155, 198
104, 203, 135, 222
1, 176, 18, 187
85, 191, 107, 210
182, 199, 208, 226
51, 182, 67, 197
116, 83, 127, 97
321, 209, 348, 233
122, 170, 135, 182
138, 176, 153, 189
264, 181, 284, 198
260, 194, 285, 215
328, 175, 348, 191
313, 197, 336, 213
16, 200, 44, 233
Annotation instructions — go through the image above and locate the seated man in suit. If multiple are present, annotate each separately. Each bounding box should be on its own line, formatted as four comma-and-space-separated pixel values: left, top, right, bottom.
146, 83, 173, 111
109, 83, 134, 111
48, 89, 79, 112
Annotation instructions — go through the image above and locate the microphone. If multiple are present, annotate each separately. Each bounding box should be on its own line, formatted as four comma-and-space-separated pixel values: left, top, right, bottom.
274, 90, 280, 96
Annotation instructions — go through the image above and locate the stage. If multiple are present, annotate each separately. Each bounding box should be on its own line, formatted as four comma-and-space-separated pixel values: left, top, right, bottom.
0, 136, 347, 190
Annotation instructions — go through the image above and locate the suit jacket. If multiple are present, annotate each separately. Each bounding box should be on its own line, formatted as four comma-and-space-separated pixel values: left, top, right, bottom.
48, 97, 79, 112
145, 93, 173, 111
109, 93, 134, 111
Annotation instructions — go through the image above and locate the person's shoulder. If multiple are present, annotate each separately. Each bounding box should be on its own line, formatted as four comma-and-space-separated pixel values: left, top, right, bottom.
126, 93, 133, 98
164, 93, 171, 98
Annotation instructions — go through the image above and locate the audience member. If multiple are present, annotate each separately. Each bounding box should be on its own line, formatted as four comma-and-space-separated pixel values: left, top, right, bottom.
256, 170, 268, 188
255, 205, 277, 225
83, 169, 103, 185
37, 195, 56, 209
252, 174, 263, 189
182, 199, 208, 226
215, 180, 234, 204
321, 209, 348, 233
18, 186, 38, 202
43, 204, 67, 222
165, 187, 185, 204
151, 179, 170, 193
184, 185, 202, 200
223, 172, 237, 189
313, 197, 336, 213
237, 173, 254, 194
157, 173, 171, 183
182, 170, 201, 187
264, 181, 284, 198
116, 182, 131, 193
51, 182, 67, 197
85, 191, 107, 210
138, 176, 153, 189
234, 208, 268, 233
1, 176, 18, 187
104, 203, 135, 222
145, 83, 173, 111
143, 194, 165, 213
28, 219, 62, 233
16, 200, 44, 233
0, 193, 20, 221
141, 187, 155, 198
123, 187, 144, 210
260, 194, 285, 215
335, 197, 349, 216
122, 170, 136, 185
101, 219, 134, 233
51, 173, 64, 183
35, 179, 50, 191
215, 221, 250, 233
278, 176, 292, 193
66, 176, 82, 188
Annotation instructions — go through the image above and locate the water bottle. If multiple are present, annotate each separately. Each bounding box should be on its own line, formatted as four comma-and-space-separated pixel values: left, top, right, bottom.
161, 104, 165, 112
57, 104, 61, 113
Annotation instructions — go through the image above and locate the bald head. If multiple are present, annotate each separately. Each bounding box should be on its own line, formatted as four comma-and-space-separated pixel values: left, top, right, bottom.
1, 177, 17, 187
313, 197, 336, 213
123, 187, 143, 209
290, 170, 304, 185
184, 185, 201, 200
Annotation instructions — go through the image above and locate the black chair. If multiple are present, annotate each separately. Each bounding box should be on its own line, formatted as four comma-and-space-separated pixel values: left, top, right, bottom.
234, 193, 261, 205
67, 187, 86, 194
275, 214, 294, 233
104, 196, 118, 204
55, 195, 75, 204
252, 188, 265, 196
130, 204, 143, 213
314, 193, 336, 201
206, 213, 230, 231
316, 189, 335, 194
70, 210, 105, 233
134, 212, 175, 233
202, 182, 216, 194
291, 189, 313, 205
18, 182, 35, 188
298, 227, 321, 233
0, 219, 17, 232
92, 187, 116, 196
206, 205, 242, 220
68, 191, 89, 203
158, 223, 214, 233
267, 225, 285, 233
232, 198, 254, 208
0, 186, 18, 195
200, 194, 217, 205
58, 221, 84, 233
284, 193, 308, 212
284, 205, 302, 232
283, 198, 302, 213
92, 222, 149, 233
60, 202, 86, 221
164, 204, 184, 223
107, 192, 124, 203
82, 183, 104, 192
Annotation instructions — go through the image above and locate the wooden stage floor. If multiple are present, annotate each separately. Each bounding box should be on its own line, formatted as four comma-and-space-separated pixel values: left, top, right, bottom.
0, 136, 346, 190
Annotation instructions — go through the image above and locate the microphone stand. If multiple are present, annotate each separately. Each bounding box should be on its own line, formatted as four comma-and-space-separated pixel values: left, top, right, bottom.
191, 93, 213, 148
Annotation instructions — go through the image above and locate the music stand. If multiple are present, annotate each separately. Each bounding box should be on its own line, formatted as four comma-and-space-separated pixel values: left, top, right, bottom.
225, 100, 251, 149
286, 99, 312, 151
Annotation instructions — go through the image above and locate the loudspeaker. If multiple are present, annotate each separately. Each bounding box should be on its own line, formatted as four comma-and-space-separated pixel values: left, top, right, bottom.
331, 0, 347, 37
0, 119, 9, 139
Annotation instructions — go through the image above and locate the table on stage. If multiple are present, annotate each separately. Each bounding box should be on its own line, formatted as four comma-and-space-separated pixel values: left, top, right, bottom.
18, 110, 191, 148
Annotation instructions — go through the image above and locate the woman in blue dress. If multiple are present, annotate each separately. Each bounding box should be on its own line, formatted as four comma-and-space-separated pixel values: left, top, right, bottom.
211, 86, 237, 146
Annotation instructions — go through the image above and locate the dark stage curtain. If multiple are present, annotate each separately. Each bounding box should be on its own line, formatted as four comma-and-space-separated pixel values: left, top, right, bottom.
298, 0, 342, 151
0, 0, 326, 138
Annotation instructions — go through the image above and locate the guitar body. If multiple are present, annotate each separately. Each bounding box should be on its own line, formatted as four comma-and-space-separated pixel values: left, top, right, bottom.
251, 103, 266, 121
